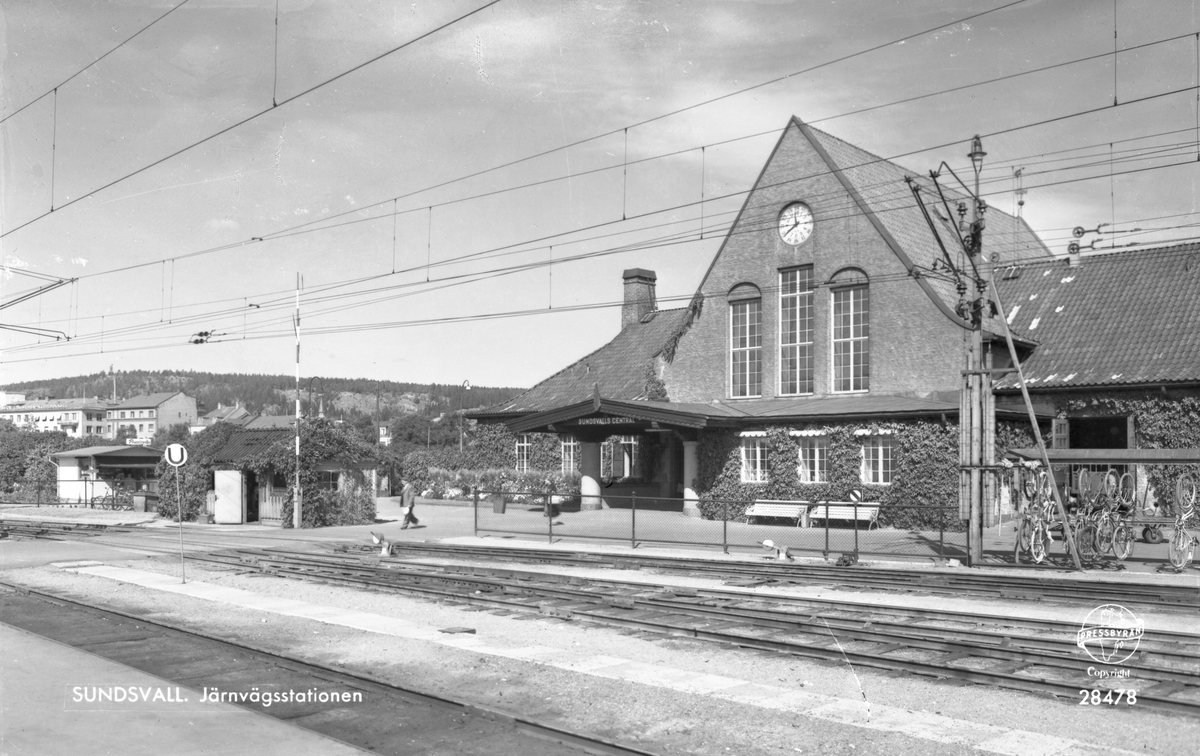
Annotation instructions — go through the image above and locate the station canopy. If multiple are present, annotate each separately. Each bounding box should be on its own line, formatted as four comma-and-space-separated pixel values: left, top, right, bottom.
50, 445, 165, 469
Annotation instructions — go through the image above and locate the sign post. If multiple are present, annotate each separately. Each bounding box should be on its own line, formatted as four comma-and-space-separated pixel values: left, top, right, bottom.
165, 443, 189, 584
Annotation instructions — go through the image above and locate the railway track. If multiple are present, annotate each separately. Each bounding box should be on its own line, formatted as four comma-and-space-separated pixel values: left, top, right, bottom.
184, 546, 1200, 717
0, 581, 661, 756
382, 541, 1200, 612
4, 518, 1197, 610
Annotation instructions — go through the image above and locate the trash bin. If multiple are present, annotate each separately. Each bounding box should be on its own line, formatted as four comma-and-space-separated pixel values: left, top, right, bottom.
492, 496, 506, 514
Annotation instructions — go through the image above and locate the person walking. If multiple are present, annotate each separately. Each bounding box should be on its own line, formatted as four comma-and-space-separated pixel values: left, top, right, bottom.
400, 478, 418, 529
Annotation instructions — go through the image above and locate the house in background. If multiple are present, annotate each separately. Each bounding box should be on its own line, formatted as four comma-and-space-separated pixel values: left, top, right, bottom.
0, 397, 111, 437
106, 392, 198, 440
190, 402, 253, 433
50, 445, 164, 507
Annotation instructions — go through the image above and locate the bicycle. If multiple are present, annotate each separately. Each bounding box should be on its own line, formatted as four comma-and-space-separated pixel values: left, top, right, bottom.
1168, 473, 1197, 570
1092, 469, 1136, 561
1014, 463, 1053, 564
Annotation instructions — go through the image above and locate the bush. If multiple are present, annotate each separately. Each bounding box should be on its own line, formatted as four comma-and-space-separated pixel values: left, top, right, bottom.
156, 466, 210, 522
280, 485, 377, 528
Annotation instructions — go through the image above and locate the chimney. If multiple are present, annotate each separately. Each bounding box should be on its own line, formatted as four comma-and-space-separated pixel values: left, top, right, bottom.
1068, 249, 1081, 268
622, 268, 657, 329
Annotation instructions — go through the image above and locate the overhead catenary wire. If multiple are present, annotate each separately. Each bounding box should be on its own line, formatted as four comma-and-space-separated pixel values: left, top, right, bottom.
0, 0, 506, 240
0, 0, 192, 126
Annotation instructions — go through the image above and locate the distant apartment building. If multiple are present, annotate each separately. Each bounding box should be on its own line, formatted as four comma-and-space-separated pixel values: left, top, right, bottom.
190, 402, 253, 433
106, 392, 198, 439
0, 391, 27, 407
0, 397, 111, 437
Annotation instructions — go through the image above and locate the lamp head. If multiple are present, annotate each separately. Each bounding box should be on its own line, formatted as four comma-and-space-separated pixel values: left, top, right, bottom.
968, 135, 986, 175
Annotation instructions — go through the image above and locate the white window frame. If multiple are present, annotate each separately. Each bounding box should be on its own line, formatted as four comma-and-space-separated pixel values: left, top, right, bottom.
602, 435, 639, 479
831, 284, 870, 393
797, 436, 828, 483
860, 435, 894, 485
740, 438, 769, 484
779, 267, 814, 396
560, 437, 579, 475
730, 299, 762, 398
515, 434, 532, 472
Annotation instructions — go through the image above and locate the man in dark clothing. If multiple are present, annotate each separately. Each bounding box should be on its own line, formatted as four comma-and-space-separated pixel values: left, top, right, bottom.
400, 479, 418, 529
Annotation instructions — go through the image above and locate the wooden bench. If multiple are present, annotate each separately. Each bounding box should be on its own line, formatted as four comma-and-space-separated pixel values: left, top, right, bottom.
808, 503, 880, 530
744, 500, 809, 527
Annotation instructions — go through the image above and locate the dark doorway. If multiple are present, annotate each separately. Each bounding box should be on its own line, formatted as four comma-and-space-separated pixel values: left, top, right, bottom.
1070, 416, 1128, 449
245, 471, 259, 522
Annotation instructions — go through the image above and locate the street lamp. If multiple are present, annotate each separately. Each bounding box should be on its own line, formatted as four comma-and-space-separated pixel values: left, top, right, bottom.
459, 380, 471, 453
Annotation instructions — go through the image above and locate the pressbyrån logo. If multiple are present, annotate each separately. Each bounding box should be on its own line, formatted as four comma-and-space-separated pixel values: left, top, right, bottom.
1076, 604, 1144, 665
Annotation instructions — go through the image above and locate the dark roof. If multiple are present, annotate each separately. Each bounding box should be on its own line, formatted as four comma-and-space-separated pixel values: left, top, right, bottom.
50, 445, 164, 460
475, 308, 691, 416
118, 392, 183, 409
244, 415, 298, 429
203, 405, 250, 421
212, 428, 292, 463
994, 243, 1200, 389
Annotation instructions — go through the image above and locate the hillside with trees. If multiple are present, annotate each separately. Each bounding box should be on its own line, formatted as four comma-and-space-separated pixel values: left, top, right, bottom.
3, 370, 524, 423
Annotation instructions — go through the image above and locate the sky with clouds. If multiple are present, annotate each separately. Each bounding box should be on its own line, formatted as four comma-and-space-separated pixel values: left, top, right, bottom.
2, 0, 1198, 390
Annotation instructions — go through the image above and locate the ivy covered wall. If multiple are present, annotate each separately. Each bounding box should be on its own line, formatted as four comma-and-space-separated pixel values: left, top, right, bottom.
1057, 390, 1200, 510
694, 419, 963, 529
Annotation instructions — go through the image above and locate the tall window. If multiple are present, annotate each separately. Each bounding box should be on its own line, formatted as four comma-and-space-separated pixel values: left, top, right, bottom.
740, 438, 769, 483
561, 437, 579, 475
515, 434, 532, 472
780, 268, 814, 395
602, 436, 640, 478
730, 299, 762, 397
797, 437, 828, 483
861, 435, 894, 484
832, 285, 869, 392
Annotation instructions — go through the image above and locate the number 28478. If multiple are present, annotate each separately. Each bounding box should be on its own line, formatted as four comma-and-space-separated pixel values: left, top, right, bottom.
1079, 689, 1136, 706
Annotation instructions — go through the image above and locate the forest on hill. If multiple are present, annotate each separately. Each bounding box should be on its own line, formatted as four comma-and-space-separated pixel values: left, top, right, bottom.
2, 370, 524, 422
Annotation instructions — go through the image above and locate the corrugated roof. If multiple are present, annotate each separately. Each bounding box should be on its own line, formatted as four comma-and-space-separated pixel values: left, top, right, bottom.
117, 392, 182, 409
476, 309, 691, 416
994, 243, 1200, 389
212, 428, 292, 463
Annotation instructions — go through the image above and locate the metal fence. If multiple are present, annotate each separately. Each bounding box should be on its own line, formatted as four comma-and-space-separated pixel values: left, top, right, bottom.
1, 479, 160, 511
472, 489, 966, 561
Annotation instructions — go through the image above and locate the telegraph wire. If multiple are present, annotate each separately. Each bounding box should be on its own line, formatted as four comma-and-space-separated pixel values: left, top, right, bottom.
0, 0, 506, 240
0, 0, 192, 125
50, 31, 1194, 287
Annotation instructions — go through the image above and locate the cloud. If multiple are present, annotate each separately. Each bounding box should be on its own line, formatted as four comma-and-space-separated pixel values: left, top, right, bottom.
71, 257, 89, 266
205, 217, 241, 232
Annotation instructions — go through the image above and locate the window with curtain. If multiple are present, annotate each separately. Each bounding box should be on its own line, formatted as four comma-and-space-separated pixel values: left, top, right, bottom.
740, 438, 769, 483
515, 434, 532, 472
860, 435, 894, 484
560, 437, 579, 475
797, 436, 828, 483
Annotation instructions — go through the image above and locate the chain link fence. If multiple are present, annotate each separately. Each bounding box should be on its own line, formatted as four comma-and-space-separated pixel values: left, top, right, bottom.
473, 489, 965, 560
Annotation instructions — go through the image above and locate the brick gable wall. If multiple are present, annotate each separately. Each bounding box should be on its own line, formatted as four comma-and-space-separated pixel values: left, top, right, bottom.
663, 121, 965, 404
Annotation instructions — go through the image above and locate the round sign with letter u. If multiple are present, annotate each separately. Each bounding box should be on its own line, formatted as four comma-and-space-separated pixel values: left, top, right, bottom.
165, 443, 188, 467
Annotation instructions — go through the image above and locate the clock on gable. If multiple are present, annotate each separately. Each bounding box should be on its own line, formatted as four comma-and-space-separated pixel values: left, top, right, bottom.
778, 202, 813, 245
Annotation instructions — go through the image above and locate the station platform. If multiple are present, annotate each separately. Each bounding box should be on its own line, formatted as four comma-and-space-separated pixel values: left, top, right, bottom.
0, 623, 368, 756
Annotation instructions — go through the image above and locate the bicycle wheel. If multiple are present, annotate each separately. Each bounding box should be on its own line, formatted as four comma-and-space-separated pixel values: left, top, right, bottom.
1095, 515, 1116, 555
1118, 472, 1135, 507
1111, 523, 1135, 561
1168, 524, 1194, 570
1030, 521, 1048, 564
1102, 469, 1119, 498
1178, 474, 1197, 514
1075, 521, 1098, 561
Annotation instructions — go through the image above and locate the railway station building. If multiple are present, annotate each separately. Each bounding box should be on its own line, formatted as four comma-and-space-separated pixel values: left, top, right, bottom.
471, 116, 1200, 522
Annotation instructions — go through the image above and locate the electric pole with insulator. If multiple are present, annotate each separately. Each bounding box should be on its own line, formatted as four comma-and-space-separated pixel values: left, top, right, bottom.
965, 135, 990, 566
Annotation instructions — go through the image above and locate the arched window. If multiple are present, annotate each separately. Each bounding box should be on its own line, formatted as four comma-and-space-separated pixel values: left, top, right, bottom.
830, 268, 869, 393
728, 283, 762, 397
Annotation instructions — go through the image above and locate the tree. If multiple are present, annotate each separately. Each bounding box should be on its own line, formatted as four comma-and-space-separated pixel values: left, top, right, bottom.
152, 422, 193, 449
